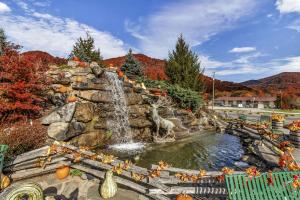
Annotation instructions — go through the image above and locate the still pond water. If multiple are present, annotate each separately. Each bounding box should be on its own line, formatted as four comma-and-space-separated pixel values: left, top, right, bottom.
108, 132, 247, 170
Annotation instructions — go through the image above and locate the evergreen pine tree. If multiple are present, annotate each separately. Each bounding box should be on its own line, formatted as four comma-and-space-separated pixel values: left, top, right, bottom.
70, 32, 102, 62
121, 49, 142, 79
165, 34, 204, 91
0, 28, 7, 56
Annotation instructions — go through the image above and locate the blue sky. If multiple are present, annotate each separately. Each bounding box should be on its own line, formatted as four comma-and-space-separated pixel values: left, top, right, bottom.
0, 0, 300, 82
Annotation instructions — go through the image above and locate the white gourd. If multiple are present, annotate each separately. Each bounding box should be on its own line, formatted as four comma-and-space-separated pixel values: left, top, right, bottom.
100, 170, 117, 199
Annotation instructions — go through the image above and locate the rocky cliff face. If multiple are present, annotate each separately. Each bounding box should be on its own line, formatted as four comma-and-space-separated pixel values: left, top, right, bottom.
42, 61, 215, 147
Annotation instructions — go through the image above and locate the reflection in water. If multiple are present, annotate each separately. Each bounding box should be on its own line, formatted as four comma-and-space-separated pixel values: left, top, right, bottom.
135, 133, 244, 170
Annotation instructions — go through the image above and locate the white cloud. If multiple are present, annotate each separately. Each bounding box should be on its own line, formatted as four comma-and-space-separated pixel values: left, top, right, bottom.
271, 56, 300, 72
229, 47, 257, 53
31, 0, 51, 7
199, 55, 227, 69
216, 66, 267, 76
0, 2, 11, 13
125, 0, 257, 58
0, 2, 128, 58
287, 19, 300, 32
233, 52, 264, 64
276, 0, 300, 14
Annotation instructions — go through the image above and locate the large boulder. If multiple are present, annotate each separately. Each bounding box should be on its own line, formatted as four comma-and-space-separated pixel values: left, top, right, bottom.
67, 121, 86, 138
77, 90, 97, 100
77, 131, 104, 147
75, 103, 94, 122
91, 91, 112, 103
67, 60, 79, 67
128, 105, 149, 118
129, 118, 152, 128
131, 128, 152, 141
49, 93, 67, 107
42, 102, 76, 125
52, 77, 71, 85
126, 93, 143, 105
90, 62, 105, 78
47, 122, 69, 141
158, 107, 174, 118
72, 81, 110, 91
94, 118, 108, 130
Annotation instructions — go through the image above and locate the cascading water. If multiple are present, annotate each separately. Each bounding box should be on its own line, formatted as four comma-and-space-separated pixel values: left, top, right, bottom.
105, 71, 132, 142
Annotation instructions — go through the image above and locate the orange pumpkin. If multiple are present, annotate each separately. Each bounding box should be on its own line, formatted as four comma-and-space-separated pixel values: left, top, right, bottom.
154, 91, 161, 96
67, 96, 77, 103
78, 61, 87, 68
75, 76, 83, 83
117, 71, 124, 78
56, 165, 70, 180
73, 56, 80, 62
57, 86, 68, 93
176, 193, 193, 200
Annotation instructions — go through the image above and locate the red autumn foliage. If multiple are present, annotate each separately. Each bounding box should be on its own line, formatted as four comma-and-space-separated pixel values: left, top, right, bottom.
0, 47, 48, 122
0, 120, 47, 157
21, 51, 67, 69
104, 53, 168, 80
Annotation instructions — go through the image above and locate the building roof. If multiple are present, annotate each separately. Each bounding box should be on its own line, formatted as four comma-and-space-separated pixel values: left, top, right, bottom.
215, 96, 276, 102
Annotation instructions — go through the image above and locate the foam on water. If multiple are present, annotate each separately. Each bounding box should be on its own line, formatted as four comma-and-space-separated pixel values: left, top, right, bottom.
109, 142, 146, 151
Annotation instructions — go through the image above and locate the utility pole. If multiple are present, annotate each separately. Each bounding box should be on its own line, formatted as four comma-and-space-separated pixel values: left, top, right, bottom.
280, 90, 282, 109
212, 72, 215, 110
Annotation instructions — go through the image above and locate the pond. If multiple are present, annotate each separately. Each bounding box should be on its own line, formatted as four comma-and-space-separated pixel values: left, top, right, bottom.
108, 132, 248, 170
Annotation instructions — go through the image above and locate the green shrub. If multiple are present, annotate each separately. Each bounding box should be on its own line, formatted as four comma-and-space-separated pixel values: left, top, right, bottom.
58, 64, 71, 70
137, 78, 202, 111
70, 32, 102, 62
121, 49, 142, 79
166, 34, 204, 91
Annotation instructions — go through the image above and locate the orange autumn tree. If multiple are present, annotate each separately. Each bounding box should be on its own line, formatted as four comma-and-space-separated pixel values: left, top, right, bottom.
0, 44, 47, 122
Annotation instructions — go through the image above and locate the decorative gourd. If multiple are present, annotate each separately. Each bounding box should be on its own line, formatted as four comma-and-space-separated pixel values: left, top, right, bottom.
67, 96, 77, 103
0, 173, 10, 190
57, 85, 68, 93
100, 170, 117, 199
176, 193, 193, 200
75, 76, 83, 83
56, 165, 70, 180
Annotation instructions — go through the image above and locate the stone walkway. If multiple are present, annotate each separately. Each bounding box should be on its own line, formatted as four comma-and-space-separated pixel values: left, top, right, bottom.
14, 173, 149, 200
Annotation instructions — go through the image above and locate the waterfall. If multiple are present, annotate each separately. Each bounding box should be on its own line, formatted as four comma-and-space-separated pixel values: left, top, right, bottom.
105, 71, 132, 142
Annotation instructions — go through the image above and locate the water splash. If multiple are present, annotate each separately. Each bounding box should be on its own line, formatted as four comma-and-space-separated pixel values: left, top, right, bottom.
105, 71, 132, 142
109, 142, 145, 151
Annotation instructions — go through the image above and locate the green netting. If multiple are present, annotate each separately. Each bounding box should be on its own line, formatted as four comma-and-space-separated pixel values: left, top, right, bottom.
260, 115, 271, 123
0, 144, 8, 173
239, 114, 247, 122
225, 171, 300, 200
271, 129, 284, 135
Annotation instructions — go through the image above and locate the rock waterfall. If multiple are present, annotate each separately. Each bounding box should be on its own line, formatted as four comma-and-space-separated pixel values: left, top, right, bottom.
105, 71, 132, 142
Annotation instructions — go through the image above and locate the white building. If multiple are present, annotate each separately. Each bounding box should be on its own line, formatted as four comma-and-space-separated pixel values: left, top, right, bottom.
215, 96, 276, 108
